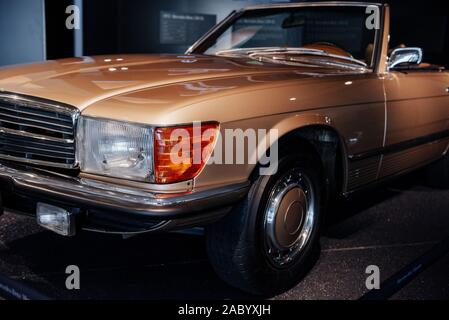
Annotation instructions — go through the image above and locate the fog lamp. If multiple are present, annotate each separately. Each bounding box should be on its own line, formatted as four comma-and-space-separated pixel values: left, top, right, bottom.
36, 203, 77, 237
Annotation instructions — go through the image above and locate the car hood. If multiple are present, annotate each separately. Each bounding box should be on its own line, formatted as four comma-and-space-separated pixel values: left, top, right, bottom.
0, 54, 353, 111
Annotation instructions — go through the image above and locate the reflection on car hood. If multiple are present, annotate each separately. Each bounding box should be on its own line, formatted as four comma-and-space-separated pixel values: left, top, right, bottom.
0, 54, 361, 111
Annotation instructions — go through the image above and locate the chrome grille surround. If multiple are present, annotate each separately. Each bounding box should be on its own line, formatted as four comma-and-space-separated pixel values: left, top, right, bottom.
0, 92, 80, 168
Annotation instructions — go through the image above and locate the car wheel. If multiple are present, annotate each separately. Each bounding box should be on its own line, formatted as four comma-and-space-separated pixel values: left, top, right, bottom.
424, 152, 449, 188
206, 154, 323, 295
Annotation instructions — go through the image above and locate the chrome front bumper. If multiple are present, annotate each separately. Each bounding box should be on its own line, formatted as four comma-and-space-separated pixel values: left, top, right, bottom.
0, 163, 250, 234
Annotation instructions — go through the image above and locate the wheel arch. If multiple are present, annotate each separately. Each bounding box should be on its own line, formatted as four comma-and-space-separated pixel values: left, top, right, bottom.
253, 114, 349, 201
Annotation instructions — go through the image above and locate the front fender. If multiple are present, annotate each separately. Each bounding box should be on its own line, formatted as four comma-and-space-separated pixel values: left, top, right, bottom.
194, 112, 348, 190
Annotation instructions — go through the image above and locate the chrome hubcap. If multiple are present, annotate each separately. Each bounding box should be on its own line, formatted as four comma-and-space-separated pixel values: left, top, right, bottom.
263, 168, 315, 268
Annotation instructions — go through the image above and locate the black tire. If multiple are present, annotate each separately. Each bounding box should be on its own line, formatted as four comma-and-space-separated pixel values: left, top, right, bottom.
205, 154, 323, 296
424, 152, 449, 188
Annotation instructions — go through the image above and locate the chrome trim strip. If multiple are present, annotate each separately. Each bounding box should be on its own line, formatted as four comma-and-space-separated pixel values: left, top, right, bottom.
0, 127, 74, 144
349, 130, 449, 161
0, 163, 250, 218
0, 92, 79, 116
0, 140, 74, 153
79, 172, 193, 193
344, 154, 447, 196
0, 117, 73, 134
82, 221, 171, 236
444, 142, 449, 156
0, 110, 73, 129
0, 154, 76, 169
0, 105, 73, 123
0, 143, 74, 157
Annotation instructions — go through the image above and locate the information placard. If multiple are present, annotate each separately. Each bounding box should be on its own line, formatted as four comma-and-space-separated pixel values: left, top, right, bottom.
160, 11, 217, 45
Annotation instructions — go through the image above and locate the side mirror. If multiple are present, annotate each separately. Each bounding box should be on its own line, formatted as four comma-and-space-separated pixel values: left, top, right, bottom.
388, 47, 423, 70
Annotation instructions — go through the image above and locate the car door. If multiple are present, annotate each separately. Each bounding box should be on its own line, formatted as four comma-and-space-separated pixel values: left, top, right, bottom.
380, 70, 449, 178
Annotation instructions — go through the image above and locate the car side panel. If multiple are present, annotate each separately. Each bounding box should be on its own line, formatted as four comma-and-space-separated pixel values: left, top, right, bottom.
380, 71, 449, 178
193, 73, 386, 193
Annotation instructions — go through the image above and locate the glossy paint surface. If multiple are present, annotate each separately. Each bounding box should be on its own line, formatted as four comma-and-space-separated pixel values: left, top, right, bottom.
0, 4, 448, 194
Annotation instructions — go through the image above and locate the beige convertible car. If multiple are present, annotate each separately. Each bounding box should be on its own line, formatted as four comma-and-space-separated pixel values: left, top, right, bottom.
0, 2, 448, 295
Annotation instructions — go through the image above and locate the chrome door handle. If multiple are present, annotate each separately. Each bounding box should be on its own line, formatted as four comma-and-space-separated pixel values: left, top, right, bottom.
446, 87, 449, 93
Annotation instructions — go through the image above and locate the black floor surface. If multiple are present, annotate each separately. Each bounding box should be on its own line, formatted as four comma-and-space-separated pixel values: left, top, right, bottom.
0, 173, 448, 300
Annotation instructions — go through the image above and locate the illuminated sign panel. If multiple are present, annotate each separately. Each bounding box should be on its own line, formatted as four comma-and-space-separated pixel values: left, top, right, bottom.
160, 11, 217, 45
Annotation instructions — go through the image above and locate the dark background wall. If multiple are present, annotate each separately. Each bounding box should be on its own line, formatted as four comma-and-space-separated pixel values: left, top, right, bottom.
387, 0, 449, 67
45, 0, 75, 60
82, 0, 287, 56
0, 0, 46, 66
0, 0, 448, 67
82, 0, 449, 68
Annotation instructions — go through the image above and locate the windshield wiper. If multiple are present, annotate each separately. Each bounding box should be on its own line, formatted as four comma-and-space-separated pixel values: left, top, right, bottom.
214, 47, 284, 56
215, 47, 368, 68
251, 53, 369, 72
249, 48, 368, 68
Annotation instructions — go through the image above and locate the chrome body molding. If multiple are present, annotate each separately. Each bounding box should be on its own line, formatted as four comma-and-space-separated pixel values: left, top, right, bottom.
0, 162, 250, 219
0, 91, 79, 116
79, 172, 194, 194
0, 127, 74, 144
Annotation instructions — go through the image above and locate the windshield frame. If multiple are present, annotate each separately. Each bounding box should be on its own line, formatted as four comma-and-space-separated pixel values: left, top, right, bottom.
186, 2, 385, 72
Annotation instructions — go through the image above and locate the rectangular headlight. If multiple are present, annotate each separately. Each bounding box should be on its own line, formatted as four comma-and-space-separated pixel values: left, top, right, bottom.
78, 117, 153, 182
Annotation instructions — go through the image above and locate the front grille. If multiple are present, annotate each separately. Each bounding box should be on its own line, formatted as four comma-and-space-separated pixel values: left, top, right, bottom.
0, 92, 79, 168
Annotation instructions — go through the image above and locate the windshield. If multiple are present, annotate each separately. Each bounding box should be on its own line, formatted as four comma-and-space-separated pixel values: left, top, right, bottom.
194, 5, 379, 69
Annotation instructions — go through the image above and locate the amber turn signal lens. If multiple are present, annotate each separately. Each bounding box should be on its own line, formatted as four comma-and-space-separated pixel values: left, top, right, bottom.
154, 123, 219, 184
